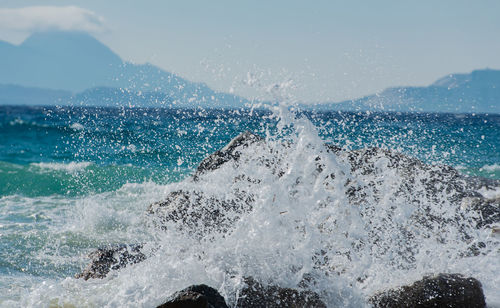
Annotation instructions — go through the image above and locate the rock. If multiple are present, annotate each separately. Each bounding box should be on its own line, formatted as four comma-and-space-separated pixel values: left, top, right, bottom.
75, 244, 146, 280
157, 284, 228, 308
370, 273, 486, 308
334, 146, 499, 230
147, 189, 253, 236
146, 132, 264, 235
147, 132, 499, 242
194, 131, 263, 179
344, 147, 474, 200
236, 277, 327, 308
469, 196, 500, 228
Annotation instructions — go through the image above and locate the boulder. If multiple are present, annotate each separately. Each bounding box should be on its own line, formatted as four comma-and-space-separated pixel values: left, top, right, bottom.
163, 133, 500, 233
147, 131, 264, 236
147, 189, 253, 236
148, 132, 499, 245
333, 146, 500, 230
469, 196, 500, 228
194, 131, 263, 179
157, 284, 228, 308
370, 273, 486, 308
75, 244, 145, 280
236, 277, 327, 308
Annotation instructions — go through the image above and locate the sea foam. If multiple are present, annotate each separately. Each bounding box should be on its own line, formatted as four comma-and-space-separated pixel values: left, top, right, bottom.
16, 106, 499, 307
30, 162, 93, 173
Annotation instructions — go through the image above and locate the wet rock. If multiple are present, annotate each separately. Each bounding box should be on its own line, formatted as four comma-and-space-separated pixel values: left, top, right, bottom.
370, 273, 486, 308
157, 284, 228, 308
194, 131, 263, 179
335, 146, 499, 228
147, 189, 253, 236
75, 244, 145, 280
236, 277, 327, 308
148, 132, 499, 239
147, 132, 265, 235
469, 196, 500, 228
345, 147, 473, 199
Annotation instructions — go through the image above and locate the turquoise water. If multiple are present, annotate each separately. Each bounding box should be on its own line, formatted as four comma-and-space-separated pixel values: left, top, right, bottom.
1, 106, 498, 198
0, 105, 499, 306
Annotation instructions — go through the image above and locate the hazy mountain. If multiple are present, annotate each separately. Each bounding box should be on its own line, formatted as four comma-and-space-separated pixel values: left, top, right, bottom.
0, 31, 247, 108
0, 32, 121, 91
318, 69, 500, 113
1, 31, 498, 112
0, 84, 71, 106
0, 83, 247, 108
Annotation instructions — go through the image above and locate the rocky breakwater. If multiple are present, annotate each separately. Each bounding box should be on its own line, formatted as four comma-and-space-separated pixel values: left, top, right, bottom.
76, 131, 499, 307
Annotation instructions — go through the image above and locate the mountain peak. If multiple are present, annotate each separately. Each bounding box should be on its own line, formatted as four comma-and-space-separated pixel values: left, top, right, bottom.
0, 30, 246, 107
0, 31, 126, 91
22, 30, 96, 44
21, 31, 122, 66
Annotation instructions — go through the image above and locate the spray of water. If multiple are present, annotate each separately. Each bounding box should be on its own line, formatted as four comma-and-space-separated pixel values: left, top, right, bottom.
4, 80, 498, 308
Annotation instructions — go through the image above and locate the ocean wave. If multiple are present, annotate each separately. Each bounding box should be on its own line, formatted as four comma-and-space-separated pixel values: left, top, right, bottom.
480, 163, 500, 172
69, 122, 84, 131
479, 186, 500, 199
0, 160, 182, 198
7, 118, 50, 128
30, 161, 93, 173
2, 106, 499, 307
18, 108, 500, 307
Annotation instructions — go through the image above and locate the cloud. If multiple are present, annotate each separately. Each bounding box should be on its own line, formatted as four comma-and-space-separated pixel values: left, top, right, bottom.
0, 6, 105, 33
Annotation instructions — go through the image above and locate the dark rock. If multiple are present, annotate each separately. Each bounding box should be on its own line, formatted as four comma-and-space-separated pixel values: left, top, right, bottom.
75, 244, 146, 280
335, 146, 499, 230
345, 147, 472, 200
194, 131, 263, 179
469, 196, 500, 228
148, 132, 499, 242
236, 277, 327, 308
147, 189, 253, 236
157, 284, 228, 308
147, 132, 265, 236
466, 175, 500, 192
158, 291, 207, 308
370, 273, 486, 308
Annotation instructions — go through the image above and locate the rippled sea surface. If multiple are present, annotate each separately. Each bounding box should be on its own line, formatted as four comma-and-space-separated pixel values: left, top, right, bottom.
0, 105, 499, 307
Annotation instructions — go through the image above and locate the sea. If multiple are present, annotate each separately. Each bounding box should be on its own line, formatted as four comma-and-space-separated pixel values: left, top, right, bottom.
0, 104, 499, 307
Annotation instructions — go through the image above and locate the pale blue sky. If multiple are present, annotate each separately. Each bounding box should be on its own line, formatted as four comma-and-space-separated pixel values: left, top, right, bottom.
1, 0, 499, 102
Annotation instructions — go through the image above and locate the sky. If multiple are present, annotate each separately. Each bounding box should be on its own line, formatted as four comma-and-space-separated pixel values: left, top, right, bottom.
1, 0, 500, 102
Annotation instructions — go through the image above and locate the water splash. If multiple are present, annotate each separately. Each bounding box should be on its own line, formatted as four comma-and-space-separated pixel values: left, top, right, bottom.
8, 102, 498, 307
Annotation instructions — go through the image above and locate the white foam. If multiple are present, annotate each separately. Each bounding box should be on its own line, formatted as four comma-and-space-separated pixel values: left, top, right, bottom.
14, 107, 500, 307
30, 162, 93, 173
479, 186, 500, 199
69, 123, 84, 131
480, 163, 500, 172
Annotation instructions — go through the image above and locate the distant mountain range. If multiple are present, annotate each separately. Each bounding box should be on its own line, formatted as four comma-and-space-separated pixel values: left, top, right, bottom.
0, 31, 247, 108
0, 31, 499, 113
316, 69, 500, 113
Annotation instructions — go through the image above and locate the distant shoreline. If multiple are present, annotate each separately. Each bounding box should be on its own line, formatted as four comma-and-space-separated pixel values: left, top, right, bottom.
1, 104, 499, 116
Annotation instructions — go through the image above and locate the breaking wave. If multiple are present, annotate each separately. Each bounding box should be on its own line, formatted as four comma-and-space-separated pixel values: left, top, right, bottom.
8, 105, 499, 307
30, 162, 93, 173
